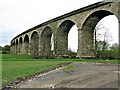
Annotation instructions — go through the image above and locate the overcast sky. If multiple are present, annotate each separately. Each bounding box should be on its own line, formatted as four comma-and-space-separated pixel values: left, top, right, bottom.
0, 0, 118, 51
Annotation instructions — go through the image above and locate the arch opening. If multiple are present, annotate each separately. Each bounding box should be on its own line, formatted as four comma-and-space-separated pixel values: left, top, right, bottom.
11, 41, 16, 54
16, 39, 18, 54
55, 20, 78, 57
68, 25, 78, 52
94, 15, 118, 59
24, 35, 29, 55
31, 31, 39, 58
19, 37, 23, 54
41, 26, 53, 58
80, 10, 118, 58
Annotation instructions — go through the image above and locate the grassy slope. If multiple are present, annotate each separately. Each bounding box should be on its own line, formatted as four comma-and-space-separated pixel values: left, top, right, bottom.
2, 54, 69, 85
2, 54, 119, 85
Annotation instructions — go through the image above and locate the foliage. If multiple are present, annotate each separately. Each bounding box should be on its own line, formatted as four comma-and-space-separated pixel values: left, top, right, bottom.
96, 43, 118, 59
2, 54, 32, 60
1, 45, 10, 54
94, 22, 118, 59
95, 41, 109, 51
68, 48, 77, 58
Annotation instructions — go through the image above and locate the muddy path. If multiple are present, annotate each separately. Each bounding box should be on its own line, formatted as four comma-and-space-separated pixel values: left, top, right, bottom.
14, 62, 119, 88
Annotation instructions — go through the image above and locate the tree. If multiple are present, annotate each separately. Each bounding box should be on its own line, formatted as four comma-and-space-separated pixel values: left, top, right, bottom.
94, 22, 112, 57
2, 45, 10, 54
95, 40, 109, 51
0, 46, 3, 54
110, 43, 118, 51
68, 48, 77, 58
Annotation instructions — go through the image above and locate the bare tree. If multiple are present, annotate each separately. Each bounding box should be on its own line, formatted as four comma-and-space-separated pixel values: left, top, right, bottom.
94, 22, 112, 52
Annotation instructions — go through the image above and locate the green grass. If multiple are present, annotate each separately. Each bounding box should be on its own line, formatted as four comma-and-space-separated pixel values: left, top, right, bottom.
2, 54, 119, 86
62, 65, 77, 71
2, 54, 70, 85
2, 54, 32, 60
73, 59, 119, 63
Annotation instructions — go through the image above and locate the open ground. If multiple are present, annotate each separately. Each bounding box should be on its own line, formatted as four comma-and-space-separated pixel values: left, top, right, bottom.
2, 54, 120, 89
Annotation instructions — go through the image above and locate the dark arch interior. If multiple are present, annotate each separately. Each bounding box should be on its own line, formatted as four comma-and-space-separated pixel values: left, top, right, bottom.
19, 37, 23, 44
16, 39, 18, 45
11, 41, 15, 46
81, 10, 116, 57
55, 20, 76, 56
16, 39, 18, 54
41, 26, 53, 57
41, 27, 52, 38
31, 31, 39, 57
24, 35, 29, 43
11, 41, 16, 54
13, 41, 15, 45
59, 20, 75, 33
24, 35, 29, 54
82, 10, 113, 32
19, 37, 23, 54
31, 31, 39, 40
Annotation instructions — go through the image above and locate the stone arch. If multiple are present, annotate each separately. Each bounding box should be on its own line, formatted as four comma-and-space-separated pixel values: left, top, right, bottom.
31, 31, 39, 57
11, 40, 15, 54
16, 39, 19, 54
19, 37, 23, 54
24, 34, 29, 55
78, 10, 118, 58
55, 20, 78, 56
13, 41, 16, 54
40, 26, 53, 58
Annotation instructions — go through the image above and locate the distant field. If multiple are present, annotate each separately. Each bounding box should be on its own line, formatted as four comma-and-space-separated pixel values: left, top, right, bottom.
2, 54, 119, 86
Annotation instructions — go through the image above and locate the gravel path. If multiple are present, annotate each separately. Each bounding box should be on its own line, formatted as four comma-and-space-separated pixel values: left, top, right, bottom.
15, 62, 119, 88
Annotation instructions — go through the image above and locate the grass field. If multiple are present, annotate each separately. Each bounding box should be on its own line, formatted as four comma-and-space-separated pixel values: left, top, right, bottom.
2, 54, 70, 85
2, 54, 119, 86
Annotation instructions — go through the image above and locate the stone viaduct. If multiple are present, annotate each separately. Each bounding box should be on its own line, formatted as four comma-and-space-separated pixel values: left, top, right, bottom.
10, 1, 120, 58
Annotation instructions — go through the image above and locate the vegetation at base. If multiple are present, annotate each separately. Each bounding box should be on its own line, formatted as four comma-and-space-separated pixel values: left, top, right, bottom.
95, 42, 118, 59
2, 54, 119, 86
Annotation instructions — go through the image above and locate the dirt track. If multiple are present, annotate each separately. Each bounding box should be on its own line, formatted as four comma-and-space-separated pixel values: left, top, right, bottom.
15, 62, 119, 88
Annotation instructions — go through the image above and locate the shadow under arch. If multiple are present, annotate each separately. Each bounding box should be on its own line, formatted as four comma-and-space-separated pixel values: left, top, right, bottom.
19, 37, 23, 54
31, 31, 39, 58
11, 40, 16, 54
40, 26, 53, 58
55, 20, 78, 57
24, 34, 29, 55
79, 10, 118, 58
16, 39, 18, 54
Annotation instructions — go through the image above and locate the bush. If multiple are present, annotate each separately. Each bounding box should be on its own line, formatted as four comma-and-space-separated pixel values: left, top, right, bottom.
68, 49, 77, 58
96, 50, 118, 59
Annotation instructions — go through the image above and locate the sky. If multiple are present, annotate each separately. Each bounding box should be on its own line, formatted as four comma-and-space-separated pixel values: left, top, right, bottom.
0, 0, 119, 51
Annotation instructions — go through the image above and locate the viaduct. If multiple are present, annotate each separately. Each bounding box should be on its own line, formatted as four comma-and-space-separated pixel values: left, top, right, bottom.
10, 1, 120, 58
